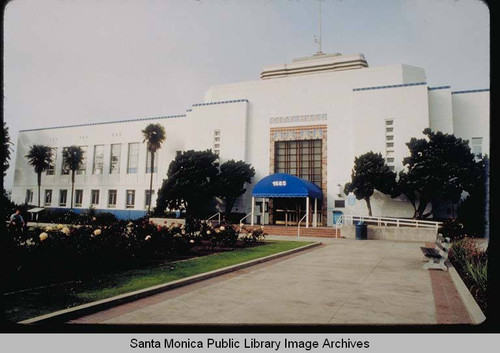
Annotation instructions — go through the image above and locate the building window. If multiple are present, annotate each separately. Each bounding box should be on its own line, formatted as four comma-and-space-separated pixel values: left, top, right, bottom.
90, 190, 100, 206
59, 190, 67, 207
213, 130, 221, 155
110, 144, 121, 174
44, 190, 52, 206
61, 147, 70, 175
127, 143, 140, 173
385, 119, 395, 169
46, 148, 57, 175
471, 137, 483, 156
25, 189, 34, 204
126, 190, 135, 208
145, 149, 158, 173
334, 200, 345, 208
93, 145, 104, 174
145, 190, 154, 208
275, 139, 322, 186
77, 146, 87, 175
108, 190, 117, 208
75, 190, 83, 207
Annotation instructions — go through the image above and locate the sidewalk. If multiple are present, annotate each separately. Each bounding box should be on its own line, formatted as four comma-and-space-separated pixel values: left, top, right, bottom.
70, 238, 471, 324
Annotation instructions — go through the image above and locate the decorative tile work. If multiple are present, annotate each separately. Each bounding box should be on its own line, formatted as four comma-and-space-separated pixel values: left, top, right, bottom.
269, 124, 328, 226
270, 113, 327, 125
428, 86, 451, 91
20, 115, 186, 133
353, 82, 427, 92
192, 99, 249, 107
451, 88, 489, 95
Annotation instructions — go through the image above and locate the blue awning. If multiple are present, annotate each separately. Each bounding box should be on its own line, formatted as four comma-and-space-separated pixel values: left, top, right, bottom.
252, 173, 322, 199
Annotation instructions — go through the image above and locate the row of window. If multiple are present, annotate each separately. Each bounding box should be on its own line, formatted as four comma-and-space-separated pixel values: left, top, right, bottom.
385, 119, 395, 171
31, 189, 155, 209
274, 139, 322, 186
46, 143, 159, 176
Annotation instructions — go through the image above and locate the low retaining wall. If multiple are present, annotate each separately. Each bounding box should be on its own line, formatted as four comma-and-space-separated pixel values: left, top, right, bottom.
342, 225, 437, 242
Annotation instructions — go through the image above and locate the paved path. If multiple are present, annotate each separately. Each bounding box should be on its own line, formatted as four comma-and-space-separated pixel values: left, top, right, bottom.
70, 238, 471, 325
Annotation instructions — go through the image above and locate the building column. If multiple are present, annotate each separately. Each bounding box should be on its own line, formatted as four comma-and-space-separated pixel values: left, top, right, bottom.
262, 197, 265, 225
314, 198, 317, 227
251, 196, 255, 226
306, 197, 310, 228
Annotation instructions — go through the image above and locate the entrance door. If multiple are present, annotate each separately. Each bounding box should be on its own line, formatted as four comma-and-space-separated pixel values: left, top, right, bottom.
272, 198, 304, 226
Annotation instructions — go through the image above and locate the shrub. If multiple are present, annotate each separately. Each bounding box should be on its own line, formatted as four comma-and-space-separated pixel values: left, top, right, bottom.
440, 219, 466, 241
449, 237, 488, 308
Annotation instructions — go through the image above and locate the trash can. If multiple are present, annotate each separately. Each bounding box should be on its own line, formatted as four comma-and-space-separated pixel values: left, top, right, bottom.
355, 221, 367, 240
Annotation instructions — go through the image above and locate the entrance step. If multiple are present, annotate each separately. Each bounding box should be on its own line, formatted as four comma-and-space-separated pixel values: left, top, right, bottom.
238, 225, 341, 238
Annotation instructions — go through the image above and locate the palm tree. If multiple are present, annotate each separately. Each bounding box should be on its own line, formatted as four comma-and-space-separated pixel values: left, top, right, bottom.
25, 145, 53, 207
62, 146, 84, 209
142, 123, 166, 213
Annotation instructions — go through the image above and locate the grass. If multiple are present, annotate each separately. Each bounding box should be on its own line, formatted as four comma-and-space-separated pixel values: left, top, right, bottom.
3, 240, 311, 323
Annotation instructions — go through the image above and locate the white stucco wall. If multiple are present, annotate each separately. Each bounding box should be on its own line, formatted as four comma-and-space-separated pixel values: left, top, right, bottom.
452, 90, 490, 155
10, 55, 489, 222
428, 87, 454, 134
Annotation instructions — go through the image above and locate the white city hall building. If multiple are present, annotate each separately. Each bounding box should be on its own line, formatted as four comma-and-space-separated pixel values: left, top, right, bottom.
11, 52, 489, 225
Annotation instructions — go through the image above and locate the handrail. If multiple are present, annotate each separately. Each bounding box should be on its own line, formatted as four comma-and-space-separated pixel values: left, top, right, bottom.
335, 215, 343, 234
342, 214, 442, 229
206, 212, 221, 224
239, 213, 254, 232
297, 213, 307, 238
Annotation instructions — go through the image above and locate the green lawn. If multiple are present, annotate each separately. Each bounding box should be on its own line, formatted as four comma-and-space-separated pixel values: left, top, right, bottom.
4, 240, 311, 323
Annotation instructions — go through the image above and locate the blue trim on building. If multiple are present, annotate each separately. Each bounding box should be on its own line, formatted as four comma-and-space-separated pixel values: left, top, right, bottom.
45, 207, 147, 220
192, 99, 249, 107
428, 86, 451, 91
20, 114, 186, 133
451, 88, 490, 95
353, 82, 427, 92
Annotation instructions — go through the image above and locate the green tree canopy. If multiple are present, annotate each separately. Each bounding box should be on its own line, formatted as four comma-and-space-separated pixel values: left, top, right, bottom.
62, 146, 84, 209
25, 145, 53, 207
156, 150, 219, 217
344, 151, 397, 216
215, 160, 255, 218
142, 123, 166, 213
395, 128, 481, 219
3, 122, 13, 177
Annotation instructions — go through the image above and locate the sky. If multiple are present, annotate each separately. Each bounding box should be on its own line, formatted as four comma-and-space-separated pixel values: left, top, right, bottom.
3, 0, 490, 189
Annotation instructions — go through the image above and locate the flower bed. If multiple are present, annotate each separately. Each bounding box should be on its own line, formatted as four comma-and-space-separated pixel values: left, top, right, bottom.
1, 217, 267, 293
448, 237, 488, 313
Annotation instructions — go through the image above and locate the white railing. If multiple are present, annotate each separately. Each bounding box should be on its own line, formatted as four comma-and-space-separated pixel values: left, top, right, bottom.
297, 213, 307, 238
206, 212, 221, 225
341, 214, 442, 230
239, 213, 254, 232
335, 215, 343, 232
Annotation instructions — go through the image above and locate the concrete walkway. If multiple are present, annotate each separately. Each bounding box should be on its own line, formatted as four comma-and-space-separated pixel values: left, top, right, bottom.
70, 237, 471, 325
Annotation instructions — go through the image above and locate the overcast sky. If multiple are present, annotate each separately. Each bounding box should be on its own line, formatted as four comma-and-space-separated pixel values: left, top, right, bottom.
3, 0, 489, 189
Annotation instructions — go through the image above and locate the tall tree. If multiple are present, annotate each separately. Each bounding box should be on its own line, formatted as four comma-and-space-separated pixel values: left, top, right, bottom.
156, 150, 219, 217
215, 160, 255, 218
25, 145, 53, 207
3, 122, 13, 177
142, 123, 166, 213
62, 146, 84, 209
344, 151, 397, 216
395, 128, 480, 219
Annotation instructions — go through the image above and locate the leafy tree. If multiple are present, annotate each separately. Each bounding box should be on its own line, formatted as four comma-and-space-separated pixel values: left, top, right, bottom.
3, 122, 13, 177
457, 155, 488, 237
215, 160, 255, 218
142, 123, 166, 213
25, 145, 53, 207
156, 150, 219, 217
62, 146, 84, 209
344, 151, 397, 216
395, 128, 480, 219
